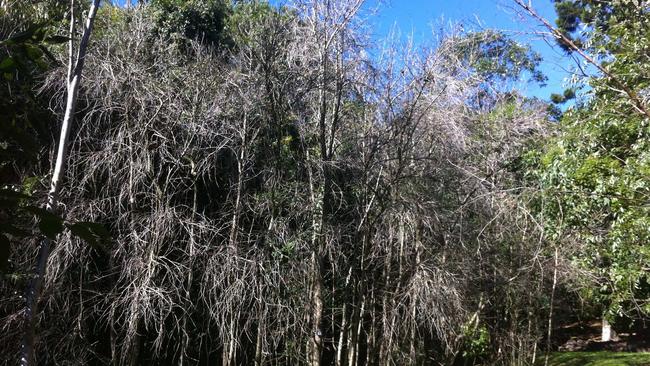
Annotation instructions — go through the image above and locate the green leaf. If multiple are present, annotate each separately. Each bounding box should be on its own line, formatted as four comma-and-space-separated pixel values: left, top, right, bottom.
0, 57, 15, 71
2, 24, 40, 45
67, 222, 111, 251
44, 35, 70, 44
23, 205, 56, 220
24, 206, 64, 239
67, 223, 98, 248
21, 177, 40, 195
39, 216, 64, 239
25, 44, 43, 61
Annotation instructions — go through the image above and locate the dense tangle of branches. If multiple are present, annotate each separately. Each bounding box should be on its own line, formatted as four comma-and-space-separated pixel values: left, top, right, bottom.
0, 1, 561, 365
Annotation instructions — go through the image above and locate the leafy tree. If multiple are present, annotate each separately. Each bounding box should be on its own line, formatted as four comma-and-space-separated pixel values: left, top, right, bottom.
550, 88, 576, 104
450, 29, 546, 85
148, 0, 232, 49
0, 3, 69, 272
552, 0, 646, 53
443, 29, 547, 111
532, 0, 650, 320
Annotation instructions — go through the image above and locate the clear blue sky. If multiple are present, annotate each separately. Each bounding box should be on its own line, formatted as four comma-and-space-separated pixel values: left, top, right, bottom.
362, 0, 574, 101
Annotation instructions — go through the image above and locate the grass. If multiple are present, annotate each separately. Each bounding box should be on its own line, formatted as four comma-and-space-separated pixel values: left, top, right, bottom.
540, 352, 650, 366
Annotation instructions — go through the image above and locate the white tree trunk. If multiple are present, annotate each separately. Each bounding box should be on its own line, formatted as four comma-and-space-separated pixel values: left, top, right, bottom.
602, 318, 612, 342
20, 1, 100, 365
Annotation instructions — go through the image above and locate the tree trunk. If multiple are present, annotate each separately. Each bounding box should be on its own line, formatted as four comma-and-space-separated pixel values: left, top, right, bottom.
255, 314, 264, 366
309, 251, 324, 366
602, 318, 612, 342
366, 290, 376, 366
350, 297, 365, 366
544, 247, 558, 366
336, 299, 349, 366
346, 303, 359, 366
21, 1, 100, 365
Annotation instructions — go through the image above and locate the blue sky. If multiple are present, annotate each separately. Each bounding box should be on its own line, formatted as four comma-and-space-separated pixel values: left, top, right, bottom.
362, 0, 575, 101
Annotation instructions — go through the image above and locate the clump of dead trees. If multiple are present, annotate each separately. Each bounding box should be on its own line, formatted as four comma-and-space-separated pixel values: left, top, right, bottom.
1, 1, 560, 365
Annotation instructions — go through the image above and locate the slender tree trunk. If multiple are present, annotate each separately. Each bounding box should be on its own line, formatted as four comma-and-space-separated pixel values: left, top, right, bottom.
110, 311, 118, 366
222, 115, 248, 366
544, 247, 558, 366
409, 302, 417, 364
305, 136, 325, 366
21, 1, 100, 365
255, 311, 264, 366
379, 226, 394, 366
351, 297, 365, 366
309, 251, 324, 366
229, 114, 247, 255
366, 290, 376, 366
336, 268, 352, 366
346, 307, 358, 366
409, 226, 422, 364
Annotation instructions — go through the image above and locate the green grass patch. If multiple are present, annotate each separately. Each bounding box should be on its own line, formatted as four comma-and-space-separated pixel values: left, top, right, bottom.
540, 352, 650, 366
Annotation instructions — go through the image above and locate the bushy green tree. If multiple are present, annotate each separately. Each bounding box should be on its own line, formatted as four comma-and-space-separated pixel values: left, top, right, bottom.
148, 0, 232, 48
552, 0, 646, 53
450, 29, 546, 85
534, 0, 650, 319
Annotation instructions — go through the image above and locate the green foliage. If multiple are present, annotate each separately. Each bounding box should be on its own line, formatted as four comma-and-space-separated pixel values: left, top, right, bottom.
533, 2, 650, 318
0, 0, 69, 30
535, 110, 650, 315
551, 88, 577, 104
66, 221, 111, 251
0, 23, 62, 165
0, 186, 111, 272
1, 11, 56, 272
148, 0, 232, 49
461, 323, 491, 361
0, 4, 110, 273
451, 30, 547, 85
225, 1, 292, 47
553, 0, 647, 53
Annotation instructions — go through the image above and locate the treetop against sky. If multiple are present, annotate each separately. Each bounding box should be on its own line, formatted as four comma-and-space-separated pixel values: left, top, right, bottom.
114, 0, 578, 102
364, 0, 572, 100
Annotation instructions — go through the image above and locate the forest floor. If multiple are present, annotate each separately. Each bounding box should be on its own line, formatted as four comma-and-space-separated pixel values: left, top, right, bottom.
541, 352, 650, 365
538, 320, 650, 365
555, 320, 650, 352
